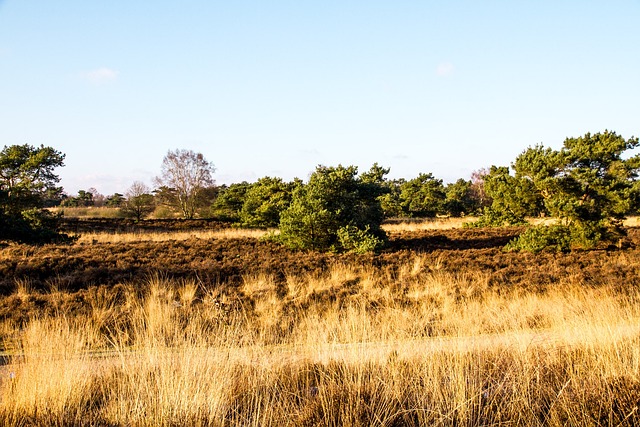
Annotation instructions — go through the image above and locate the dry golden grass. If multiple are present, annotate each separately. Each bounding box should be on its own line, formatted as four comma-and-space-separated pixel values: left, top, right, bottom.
49, 206, 126, 218
624, 216, 640, 227
382, 217, 474, 232
72, 227, 273, 244
384, 216, 640, 232
1, 255, 640, 425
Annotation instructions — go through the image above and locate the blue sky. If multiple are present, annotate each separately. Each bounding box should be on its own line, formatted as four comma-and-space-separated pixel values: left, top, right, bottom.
1, 1, 639, 195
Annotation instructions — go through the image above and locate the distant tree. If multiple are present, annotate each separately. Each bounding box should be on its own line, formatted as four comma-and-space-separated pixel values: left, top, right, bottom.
239, 177, 299, 228
154, 149, 215, 219
210, 182, 252, 222
0, 143, 67, 242
105, 193, 125, 207
193, 185, 219, 217
76, 190, 94, 207
122, 181, 155, 221
444, 179, 480, 217
153, 185, 178, 208
399, 173, 446, 217
59, 195, 74, 207
61, 189, 94, 207
87, 187, 105, 207
279, 164, 387, 252
470, 168, 491, 210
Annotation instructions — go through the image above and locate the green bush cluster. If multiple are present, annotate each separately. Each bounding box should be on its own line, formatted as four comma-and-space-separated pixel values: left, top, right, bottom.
1, 144, 69, 243
505, 225, 573, 253
336, 225, 385, 254
470, 131, 640, 252
278, 165, 388, 252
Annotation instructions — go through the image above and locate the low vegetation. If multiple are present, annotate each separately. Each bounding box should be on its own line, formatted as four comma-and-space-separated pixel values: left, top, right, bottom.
1, 222, 640, 425
1, 248, 639, 425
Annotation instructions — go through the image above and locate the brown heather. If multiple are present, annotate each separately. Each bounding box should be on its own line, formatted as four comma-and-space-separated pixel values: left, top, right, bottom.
0, 220, 639, 425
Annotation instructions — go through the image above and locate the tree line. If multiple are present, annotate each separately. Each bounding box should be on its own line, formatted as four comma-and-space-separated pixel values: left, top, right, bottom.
61, 165, 489, 224
2, 130, 639, 252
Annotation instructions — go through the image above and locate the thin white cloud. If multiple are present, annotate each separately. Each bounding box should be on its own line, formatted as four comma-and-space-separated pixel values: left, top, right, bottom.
83, 67, 119, 83
436, 62, 454, 77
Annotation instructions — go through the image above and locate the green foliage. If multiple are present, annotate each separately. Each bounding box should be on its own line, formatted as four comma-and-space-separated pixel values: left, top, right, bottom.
444, 179, 480, 217
61, 190, 94, 207
105, 193, 125, 207
210, 182, 252, 222
469, 166, 543, 227
399, 173, 446, 217
0, 208, 65, 243
278, 164, 388, 252
378, 179, 404, 218
0, 144, 68, 243
336, 225, 385, 254
508, 130, 640, 251
123, 193, 155, 220
505, 225, 573, 253
239, 177, 299, 228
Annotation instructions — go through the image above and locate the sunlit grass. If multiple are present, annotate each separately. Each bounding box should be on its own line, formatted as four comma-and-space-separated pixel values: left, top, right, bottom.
49, 206, 126, 218
2, 255, 639, 425
382, 217, 475, 232
72, 227, 273, 244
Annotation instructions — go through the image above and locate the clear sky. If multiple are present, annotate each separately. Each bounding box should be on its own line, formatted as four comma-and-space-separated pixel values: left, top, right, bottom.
1, 1, 639, 196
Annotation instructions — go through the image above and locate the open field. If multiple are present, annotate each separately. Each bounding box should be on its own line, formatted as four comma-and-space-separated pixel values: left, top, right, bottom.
1, 222, 640, 425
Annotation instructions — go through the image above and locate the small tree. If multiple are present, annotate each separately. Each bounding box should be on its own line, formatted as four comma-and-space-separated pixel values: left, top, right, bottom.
470, 168, 491, 210
105, 193, 125, 207
0, 144, 67, 242
508, 131, 640, 251
471, 165, 543, 227
399, 173, 446, 217
122, 181, 155, 221
155, 149, 215, 219
77, 190, 94, 207
444, 179, 480, 217
279, 164, 387, 252
210, 182, 252, 222
87, 187, 105, 207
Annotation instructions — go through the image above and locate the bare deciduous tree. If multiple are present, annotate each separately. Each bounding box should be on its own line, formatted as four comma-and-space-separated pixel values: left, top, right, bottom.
154, 149, 215, 219
123, 181, 155, 220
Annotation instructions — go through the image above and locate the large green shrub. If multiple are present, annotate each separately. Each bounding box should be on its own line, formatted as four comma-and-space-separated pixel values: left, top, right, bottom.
507, 131, 640, 251
0, 144, 68, 243
336, 225, 385, 254
505, 224, 573, 253
278, 165, 388, 252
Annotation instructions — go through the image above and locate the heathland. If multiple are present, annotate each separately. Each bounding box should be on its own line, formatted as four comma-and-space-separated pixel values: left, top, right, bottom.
0, 218, 639, 426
